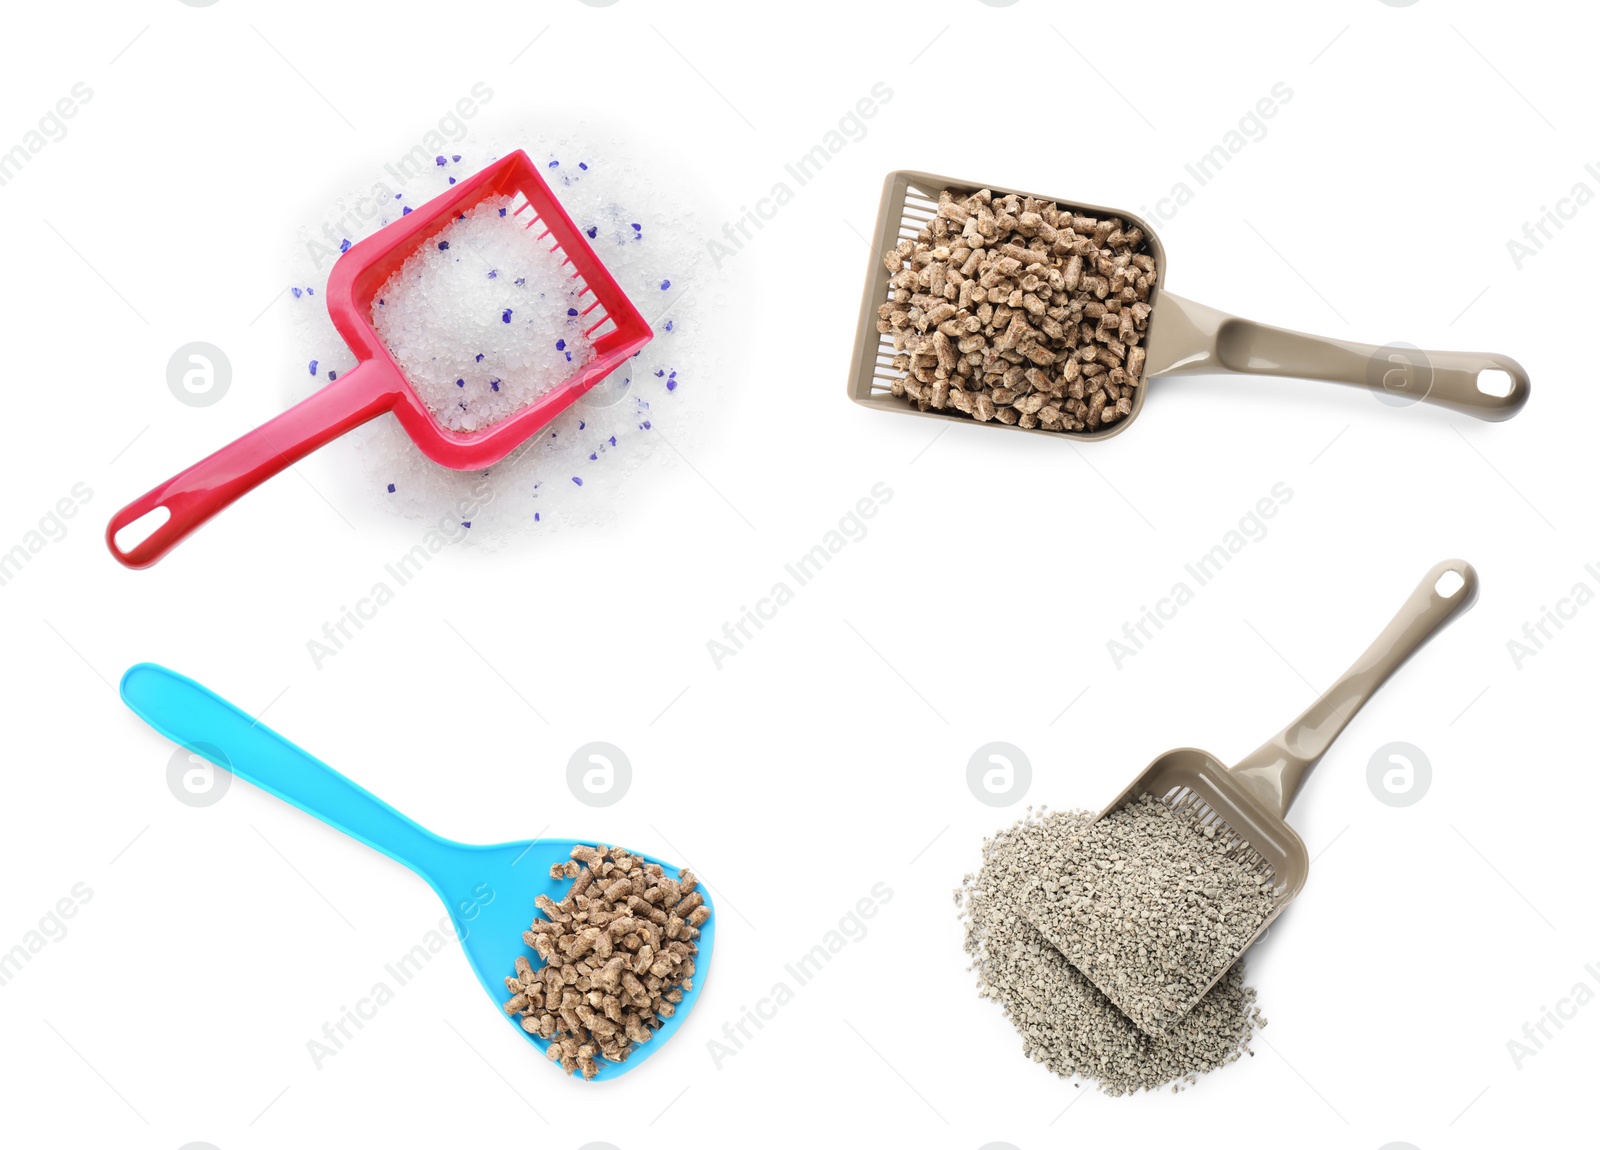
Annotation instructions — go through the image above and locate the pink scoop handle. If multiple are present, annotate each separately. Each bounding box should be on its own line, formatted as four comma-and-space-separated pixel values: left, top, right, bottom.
106, 362, 398, 569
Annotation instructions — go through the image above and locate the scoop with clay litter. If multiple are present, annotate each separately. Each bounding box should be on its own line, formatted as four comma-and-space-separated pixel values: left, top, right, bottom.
1026, 559, 1478, 1035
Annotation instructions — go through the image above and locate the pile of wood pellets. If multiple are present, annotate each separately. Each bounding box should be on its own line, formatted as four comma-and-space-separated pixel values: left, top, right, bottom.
879, 187, 1156, 432
506, 844, 708, 1079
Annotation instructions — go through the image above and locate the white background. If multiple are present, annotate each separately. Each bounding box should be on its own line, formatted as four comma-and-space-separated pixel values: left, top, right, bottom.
1, 1, 1595, 1148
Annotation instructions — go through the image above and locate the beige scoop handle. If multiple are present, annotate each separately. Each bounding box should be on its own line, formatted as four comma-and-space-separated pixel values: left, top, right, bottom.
1230, 559, 1479, 817
1147, 294, 1529, 421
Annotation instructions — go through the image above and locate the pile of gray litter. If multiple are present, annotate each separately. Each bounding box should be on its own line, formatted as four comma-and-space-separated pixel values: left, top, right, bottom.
957, 807, 1266, 1095
1025, 793, 1278, 1035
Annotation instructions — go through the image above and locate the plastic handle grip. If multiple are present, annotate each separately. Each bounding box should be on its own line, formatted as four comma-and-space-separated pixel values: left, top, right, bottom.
120, 662, 454, 883
106, 364, 394, 569
1231, 559, 1479, 816
1148, 293, 1530, 422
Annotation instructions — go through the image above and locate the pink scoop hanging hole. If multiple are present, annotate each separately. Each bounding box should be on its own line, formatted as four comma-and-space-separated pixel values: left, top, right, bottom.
106, 151, 654, 569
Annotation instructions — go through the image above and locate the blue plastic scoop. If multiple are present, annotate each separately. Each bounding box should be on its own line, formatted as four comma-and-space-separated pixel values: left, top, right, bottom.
119, 662, 713, 1081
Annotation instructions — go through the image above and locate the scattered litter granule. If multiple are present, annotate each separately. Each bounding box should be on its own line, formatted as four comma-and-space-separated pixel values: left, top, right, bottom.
370, 195, 594, 433
958, 808, 1266, 1096
1024, 793, 1278, 1036
507, 843, 707, 1080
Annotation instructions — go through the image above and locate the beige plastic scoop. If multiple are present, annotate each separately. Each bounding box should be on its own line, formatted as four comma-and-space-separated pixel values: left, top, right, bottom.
1056, 559, 1478, 1032
848, 171, 1530, 437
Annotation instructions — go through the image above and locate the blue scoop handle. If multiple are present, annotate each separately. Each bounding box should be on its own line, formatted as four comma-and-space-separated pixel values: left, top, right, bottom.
121, 662, 456, 884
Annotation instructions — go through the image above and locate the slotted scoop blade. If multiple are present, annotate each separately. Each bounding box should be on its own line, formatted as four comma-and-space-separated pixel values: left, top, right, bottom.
847, 170, 1528, 441
119, 663, 712, 1082
1033, 559, 1477, 1035
108, 150, 653, 569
